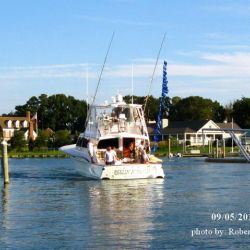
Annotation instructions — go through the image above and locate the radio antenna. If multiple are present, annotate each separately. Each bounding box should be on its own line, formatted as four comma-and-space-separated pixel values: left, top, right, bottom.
144, 33, 166, 113
84, 32, 115, 130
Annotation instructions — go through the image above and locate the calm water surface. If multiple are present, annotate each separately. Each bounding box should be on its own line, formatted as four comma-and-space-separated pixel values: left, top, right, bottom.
1, 157, 250, 249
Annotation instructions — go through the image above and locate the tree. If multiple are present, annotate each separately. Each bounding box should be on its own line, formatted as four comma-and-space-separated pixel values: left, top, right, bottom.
222, 102, 234, 122
15, 96, 39, 115
14, 94, 87, 132
124, 95, 160, 121
54, 130, 72, 148
232, 97, 250, 128
169, 96, 225, 122
9, 130, 28, 151
33, 130, 50, 150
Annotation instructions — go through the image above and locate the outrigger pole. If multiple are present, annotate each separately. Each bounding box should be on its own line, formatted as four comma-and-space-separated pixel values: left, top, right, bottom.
144, 33, 166, 113
84, 32, 115, 130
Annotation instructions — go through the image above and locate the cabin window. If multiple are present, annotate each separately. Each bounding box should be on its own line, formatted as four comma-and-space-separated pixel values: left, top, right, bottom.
97, 138, 119, 149
76, 138, 82, 147
123, 137, 135, 149
76, 137, 89, 148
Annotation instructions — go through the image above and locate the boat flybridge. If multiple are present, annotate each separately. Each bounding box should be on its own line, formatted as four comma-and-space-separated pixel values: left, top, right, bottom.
60, 94, 165, 179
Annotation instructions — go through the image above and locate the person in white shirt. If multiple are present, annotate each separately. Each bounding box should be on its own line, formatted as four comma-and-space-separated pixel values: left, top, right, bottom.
105, 146, 115, 165
87, 140, 95, 163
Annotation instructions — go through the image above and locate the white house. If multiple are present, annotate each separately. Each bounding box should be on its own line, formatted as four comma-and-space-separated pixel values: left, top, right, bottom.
150, 119, 242, 146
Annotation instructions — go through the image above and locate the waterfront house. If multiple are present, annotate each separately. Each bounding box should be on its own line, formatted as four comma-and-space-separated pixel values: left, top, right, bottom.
148, 119, 242, 146
0, 111, 38, 141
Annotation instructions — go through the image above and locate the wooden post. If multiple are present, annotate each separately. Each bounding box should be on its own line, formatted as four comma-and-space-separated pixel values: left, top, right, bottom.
1, 141, 9, 184
223, 139, 226, 158
216, 139, 219, 158
168, 138, 171, 157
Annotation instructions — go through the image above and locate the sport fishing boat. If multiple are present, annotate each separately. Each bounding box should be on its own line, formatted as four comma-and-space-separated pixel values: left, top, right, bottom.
60, 94, 165, 179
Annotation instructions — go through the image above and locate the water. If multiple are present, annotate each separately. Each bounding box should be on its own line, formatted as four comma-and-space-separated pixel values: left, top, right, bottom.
1, 158, 250, 249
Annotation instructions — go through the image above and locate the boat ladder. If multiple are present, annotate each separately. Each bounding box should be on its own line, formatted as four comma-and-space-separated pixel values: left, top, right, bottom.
202, 128, 250, 163
228, 130, 250, 162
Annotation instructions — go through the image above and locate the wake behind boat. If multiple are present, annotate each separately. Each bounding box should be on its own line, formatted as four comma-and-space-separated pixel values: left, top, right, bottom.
60, 94, 165, 179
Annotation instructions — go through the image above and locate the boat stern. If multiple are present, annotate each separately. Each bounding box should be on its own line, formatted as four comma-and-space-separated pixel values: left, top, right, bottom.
100, 163, 165, 180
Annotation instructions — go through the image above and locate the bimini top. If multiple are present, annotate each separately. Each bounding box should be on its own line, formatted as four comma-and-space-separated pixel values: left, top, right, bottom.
84, 94, 149, 140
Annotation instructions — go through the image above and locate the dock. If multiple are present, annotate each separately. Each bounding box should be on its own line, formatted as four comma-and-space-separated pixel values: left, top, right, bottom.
205, 157, 248, 163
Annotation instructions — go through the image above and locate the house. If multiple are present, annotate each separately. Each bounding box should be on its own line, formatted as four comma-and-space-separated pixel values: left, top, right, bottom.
0, 111, 38, 141
148, 119, 242, 146
241, 131, 250, 147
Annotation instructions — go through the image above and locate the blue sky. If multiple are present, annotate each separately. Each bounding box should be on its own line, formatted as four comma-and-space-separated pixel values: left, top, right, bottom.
1, 0, 250, 114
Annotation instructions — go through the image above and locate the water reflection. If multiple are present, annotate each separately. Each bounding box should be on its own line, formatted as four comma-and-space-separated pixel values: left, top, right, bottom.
1, 185, 9, 249
85, 179, 165, 248
1, 184, 9, 214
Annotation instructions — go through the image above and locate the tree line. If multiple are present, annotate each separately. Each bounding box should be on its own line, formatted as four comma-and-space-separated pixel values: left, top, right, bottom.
3, 93, 250, 131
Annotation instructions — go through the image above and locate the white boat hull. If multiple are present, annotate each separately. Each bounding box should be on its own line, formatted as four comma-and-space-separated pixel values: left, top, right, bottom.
60, 145, 165, 180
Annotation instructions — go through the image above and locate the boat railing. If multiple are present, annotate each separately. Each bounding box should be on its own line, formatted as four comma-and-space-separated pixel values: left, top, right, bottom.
98, 117, 145, 136
202, 128, 250, 162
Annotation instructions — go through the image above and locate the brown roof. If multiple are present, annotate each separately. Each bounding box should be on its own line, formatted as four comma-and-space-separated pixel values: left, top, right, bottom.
162, 120, 209, 134
216, 122, 241, 130
0, 116, 28, 129
147, 120, 210, 135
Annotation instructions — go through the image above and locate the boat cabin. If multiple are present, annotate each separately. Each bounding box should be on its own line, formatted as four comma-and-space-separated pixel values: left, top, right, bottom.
76, 95, 151, 162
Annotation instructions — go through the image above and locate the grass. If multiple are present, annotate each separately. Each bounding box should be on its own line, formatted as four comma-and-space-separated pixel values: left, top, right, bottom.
0, 149, 68, 158
154, 145, 240, 157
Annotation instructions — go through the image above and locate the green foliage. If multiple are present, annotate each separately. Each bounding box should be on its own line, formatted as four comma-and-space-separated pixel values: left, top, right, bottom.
9, 130, 28, 152
6, 93, 250, 134
14, 94, 87, 132
54, 130, 72, 148
33, 130, 50, 150
169, 96, 225, 121
124, 95, 225, 122
124, 95, 161, 121
233, 97, 250, 128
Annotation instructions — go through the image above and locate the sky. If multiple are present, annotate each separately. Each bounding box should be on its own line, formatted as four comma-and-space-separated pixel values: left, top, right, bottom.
1, 0, 250, 114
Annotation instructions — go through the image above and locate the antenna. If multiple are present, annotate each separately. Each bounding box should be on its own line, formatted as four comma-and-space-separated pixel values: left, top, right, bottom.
131, 63, 134, 104
144, 33, 166, 113
86, 64, 89, 105
86, 64, 90, 130
84, 32, 115, 130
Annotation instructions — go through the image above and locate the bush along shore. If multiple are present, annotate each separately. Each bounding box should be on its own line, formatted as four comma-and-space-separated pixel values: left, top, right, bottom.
0, 149, 69, 159
153, 142, 240, 158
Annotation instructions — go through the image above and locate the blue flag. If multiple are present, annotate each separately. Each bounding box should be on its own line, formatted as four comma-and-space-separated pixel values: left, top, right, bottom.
152, 61, 168, 152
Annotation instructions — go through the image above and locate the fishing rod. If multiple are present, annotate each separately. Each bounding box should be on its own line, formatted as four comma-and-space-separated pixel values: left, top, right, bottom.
84, 32, 115, 130
144, 33, 166, 113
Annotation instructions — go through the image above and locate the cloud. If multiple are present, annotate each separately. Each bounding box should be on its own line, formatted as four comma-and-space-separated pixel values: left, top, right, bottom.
104, 52, 250, 78
0, 64, 97, 80
1, 52, 250, 81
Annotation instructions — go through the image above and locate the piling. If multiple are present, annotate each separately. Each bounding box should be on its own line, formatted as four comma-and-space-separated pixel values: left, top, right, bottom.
168, 138, 171, 157
1, 141, 9, 184
216, 139, 219, 158
223, 139, 226, 158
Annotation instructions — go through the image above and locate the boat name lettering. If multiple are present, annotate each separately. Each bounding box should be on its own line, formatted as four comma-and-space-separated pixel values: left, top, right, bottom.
114, 168, 151, 175
114, 170, 131, 175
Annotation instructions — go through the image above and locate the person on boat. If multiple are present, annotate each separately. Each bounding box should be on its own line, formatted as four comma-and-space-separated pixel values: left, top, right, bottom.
123, 142, 135, 159
105, 146, 115, 165
138, 141, 149, 164
128, 142, 135, 158
111, 146, 119, 161
87, 140, 95, 163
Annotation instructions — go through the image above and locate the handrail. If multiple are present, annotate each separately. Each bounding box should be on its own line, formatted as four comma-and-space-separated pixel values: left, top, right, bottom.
202, 128, 250, 162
